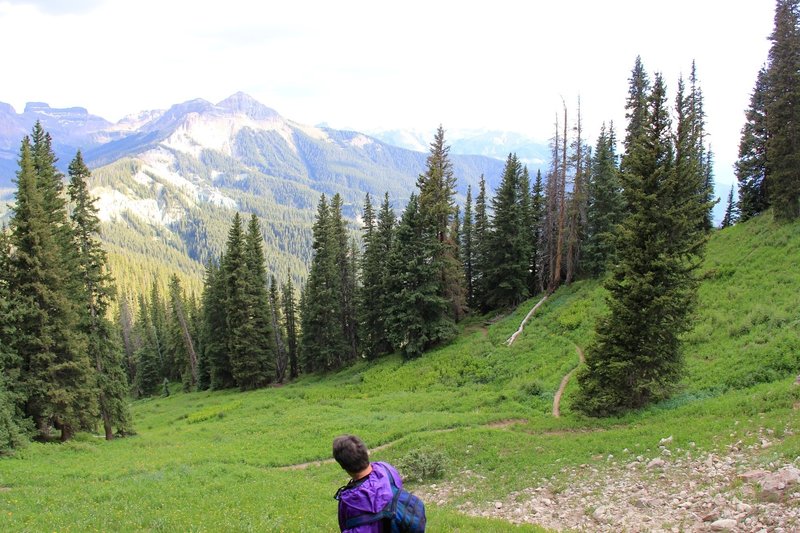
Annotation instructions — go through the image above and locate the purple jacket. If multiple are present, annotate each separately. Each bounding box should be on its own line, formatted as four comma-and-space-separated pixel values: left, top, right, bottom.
337, 461, 403, 533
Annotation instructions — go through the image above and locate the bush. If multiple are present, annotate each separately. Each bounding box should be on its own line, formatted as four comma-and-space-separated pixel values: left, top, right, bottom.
396, 448, 448, 482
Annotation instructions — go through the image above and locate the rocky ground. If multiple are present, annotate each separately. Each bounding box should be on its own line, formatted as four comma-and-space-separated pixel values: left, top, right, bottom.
415, 426, 800, 532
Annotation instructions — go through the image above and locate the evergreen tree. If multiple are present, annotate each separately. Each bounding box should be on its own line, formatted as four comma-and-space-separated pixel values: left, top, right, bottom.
736, 67, 770, 221
10, 136, 96, 441
269, 275, 287, 382
576, 71, 711, 416
330, 195, 359, 364
483, 153, 529, 309
766, 0, 800, 220
386, 194, 455, 359
358, 193, 388, 359
721, 186, 739, 228
148, 281, 169, 380
417, 126, 466, 322
167, 274, 198, 391
301, 195, 347, 371
243, 215, 276, 384
68, 151, 131, 438
472, 175, 489, 307
529, 170, 546, 294
281, 271, 299, 380
133, 295, 160, 397
583, 123, 624, 277
201, 258, 233, 389
461, 186, 475, 308
0, 227, 28, 453
565, 103, 590, 283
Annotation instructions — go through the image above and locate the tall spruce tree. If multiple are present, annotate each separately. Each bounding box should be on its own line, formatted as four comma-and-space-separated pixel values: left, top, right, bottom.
721, 186, 739, 228
766, 0, 800, 220
565, 103, 590, 284
67, 151, 131, 438
301, 195, 348, 370
10, 136, 96, 441
482, 153, 529, 309
736, 67, 770, 221
472, 175, 489, 307
166, 274, 198, 391
576, 70, 711, 416
461, 186, 475, 308
529, 170, 546, 294
358, 194, 387, 359
386, 194, 455, 359
583, 123, 623, 277
417, 126, 466, 322
269, 275, 287, 382
281, 271, 299, 380
330, 195, 359, 364
133, 295, 161, 397
244, 215, 276, 384
0, 227, 27, 453
201, 258, 233, 389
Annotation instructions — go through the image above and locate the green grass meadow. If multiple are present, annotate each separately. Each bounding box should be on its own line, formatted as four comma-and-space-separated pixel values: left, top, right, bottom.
1, 214, 799, 532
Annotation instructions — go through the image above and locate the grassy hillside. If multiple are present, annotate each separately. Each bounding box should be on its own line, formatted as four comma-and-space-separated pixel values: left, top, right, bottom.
0, 214, 798, 532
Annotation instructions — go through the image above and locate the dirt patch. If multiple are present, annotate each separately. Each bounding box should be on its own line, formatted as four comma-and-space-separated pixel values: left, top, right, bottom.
0, 486, 10, 492
486, 419, 528, 429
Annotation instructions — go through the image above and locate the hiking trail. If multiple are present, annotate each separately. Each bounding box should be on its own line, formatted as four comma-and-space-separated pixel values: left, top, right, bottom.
279, 419, 528, 471
552, 345, 585, 418
504, 295, 548, 346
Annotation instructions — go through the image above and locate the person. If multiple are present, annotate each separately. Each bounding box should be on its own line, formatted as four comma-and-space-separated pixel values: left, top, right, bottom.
333, 434, 404, 532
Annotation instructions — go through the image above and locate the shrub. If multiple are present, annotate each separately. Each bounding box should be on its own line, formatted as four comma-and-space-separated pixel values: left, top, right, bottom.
396, 448, 448, 482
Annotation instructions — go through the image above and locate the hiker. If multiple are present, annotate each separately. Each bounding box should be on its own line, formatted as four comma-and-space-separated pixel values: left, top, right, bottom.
333, 434, 425, 532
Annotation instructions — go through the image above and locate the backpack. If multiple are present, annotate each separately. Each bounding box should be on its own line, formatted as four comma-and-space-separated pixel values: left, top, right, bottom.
344, 464, 426, 532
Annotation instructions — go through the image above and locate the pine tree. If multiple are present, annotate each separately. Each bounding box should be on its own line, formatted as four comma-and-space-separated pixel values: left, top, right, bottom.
0, 227, 28, 453
358, 193, 387, 359
736, 67, 770, 221
281, 271, 299, 380
330, 195, 359, 364
529, 170, 546, 294
583, 123, 624, 277
68, 151, 131, 438
417, 126, 465, 322
148, 281, 169, 380
10, 136, 96, 441
133, 295, 161, 397
461, 186, 475, 308
269, 275, 287, 382
244, 215, 276, 384
766, 0, 800, 220
301, 195, 347, 371
472, 175, 489, 307
483, 153, 529, 309
386, 194, 455, 359
721, 186, 739, 228
565, 102, 590, 283
167, 274, 198, 391
576, 71, 711, 416
201, 258, 233, 389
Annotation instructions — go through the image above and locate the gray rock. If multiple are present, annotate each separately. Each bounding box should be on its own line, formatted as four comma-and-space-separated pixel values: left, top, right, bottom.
647, 458, 666, 469
710, 518, 738, 530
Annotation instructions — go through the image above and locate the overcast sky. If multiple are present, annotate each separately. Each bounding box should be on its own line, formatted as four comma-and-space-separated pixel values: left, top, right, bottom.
0, 0, 776, 186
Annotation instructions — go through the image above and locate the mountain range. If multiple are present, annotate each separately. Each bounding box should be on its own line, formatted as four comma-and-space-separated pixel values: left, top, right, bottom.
0, 93, 514, 291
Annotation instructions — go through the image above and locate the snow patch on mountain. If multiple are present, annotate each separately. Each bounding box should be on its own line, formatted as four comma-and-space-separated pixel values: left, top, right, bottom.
95, 188, 178, 225
349, 134, 373, 148
293, 121, 331, 143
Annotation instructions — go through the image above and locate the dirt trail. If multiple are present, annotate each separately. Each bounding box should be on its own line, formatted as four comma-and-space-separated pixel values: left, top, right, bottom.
279, 420, 528, 471
552, 344, 585, 418
504, 295, 549, 346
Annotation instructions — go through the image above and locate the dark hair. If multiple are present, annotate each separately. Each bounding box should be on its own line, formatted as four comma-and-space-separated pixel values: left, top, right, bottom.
332, 434, 370, 473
